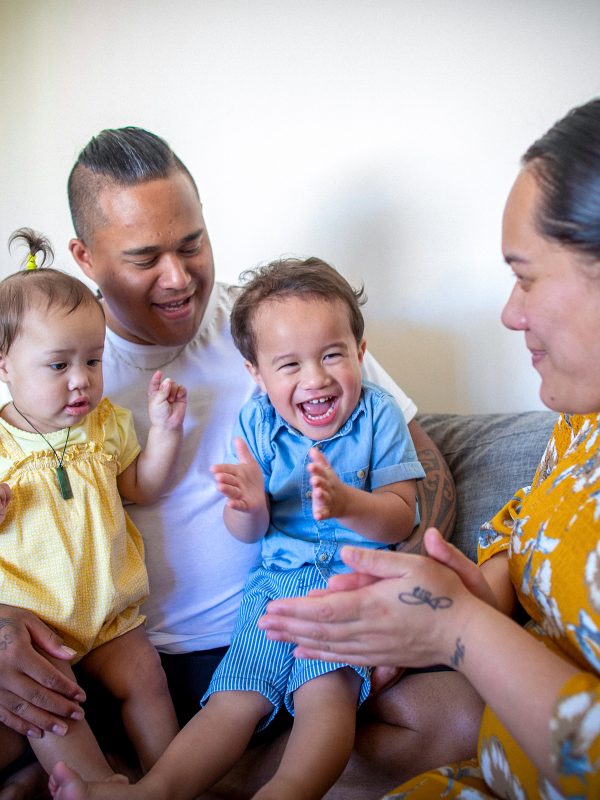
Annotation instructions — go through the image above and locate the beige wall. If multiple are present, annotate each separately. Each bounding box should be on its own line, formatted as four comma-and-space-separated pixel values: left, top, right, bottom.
2, 0, 600, 412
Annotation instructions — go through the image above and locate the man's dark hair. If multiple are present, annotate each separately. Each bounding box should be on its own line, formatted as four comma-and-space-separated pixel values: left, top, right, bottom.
230, 257, 367, 365
68, 127, 198, 242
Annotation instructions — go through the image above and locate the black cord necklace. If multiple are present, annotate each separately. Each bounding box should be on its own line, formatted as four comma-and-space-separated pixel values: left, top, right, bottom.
12, 404, 73, 500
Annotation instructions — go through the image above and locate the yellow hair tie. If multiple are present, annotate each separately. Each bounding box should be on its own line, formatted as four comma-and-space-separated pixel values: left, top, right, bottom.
27, 253, 37, 270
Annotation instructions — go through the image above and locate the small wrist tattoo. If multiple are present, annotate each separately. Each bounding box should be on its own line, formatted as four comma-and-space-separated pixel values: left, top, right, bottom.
449, 637, 465, 668
398, 586, 453, 610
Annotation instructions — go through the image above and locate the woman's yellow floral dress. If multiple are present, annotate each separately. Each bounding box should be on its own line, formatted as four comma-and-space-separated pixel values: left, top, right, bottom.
384, 413, 600, 799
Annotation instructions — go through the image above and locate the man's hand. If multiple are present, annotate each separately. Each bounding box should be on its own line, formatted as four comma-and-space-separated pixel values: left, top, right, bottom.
0, 606, 86, 737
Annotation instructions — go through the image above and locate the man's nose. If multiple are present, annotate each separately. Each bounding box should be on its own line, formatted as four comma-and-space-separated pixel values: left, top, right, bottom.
157, 254, 191, 289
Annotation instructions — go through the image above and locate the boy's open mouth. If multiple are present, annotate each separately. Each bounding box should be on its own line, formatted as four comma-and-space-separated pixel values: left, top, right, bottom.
298, 396, 338, 424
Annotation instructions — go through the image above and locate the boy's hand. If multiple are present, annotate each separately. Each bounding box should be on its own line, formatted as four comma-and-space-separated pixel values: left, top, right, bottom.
211, 438, 265, 513
0, 482, 11, 523
148, 370, 187, 430
308, 447, 347, 520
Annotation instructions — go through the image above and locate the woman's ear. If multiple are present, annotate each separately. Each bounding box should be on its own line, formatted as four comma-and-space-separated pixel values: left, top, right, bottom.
245, 361, 267, 393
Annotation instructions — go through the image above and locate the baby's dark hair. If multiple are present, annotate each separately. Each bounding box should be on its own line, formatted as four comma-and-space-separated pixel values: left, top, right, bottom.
1, 228, 104, 354
230, 257, 367, 365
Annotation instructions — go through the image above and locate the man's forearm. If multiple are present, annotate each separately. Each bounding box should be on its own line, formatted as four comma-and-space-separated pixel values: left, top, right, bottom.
399, 420, 457, 554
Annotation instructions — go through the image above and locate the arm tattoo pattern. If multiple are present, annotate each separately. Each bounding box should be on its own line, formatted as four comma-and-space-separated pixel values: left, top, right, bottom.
397, 444, 457, 555
398, 586, 453, 610
449, 637, 465, 668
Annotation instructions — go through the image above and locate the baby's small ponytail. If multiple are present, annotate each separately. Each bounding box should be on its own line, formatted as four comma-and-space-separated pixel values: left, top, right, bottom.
7, 227, 54, 270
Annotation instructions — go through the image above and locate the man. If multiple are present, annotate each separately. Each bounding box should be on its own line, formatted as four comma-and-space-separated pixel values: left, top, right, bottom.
0, 128, 481, 797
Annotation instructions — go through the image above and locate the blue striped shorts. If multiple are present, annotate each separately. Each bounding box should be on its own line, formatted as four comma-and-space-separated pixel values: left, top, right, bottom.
201, 564, 371, 731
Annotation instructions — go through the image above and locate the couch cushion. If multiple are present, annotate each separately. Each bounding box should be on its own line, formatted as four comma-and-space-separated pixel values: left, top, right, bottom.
416, 412, 557, 561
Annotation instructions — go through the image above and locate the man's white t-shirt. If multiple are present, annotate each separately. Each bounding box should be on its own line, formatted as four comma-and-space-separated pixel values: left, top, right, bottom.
95, 283, 417, 653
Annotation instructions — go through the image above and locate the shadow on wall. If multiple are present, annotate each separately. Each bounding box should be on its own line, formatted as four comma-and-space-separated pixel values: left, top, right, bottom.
366, 321, 461, 414
366, 311, 542, 415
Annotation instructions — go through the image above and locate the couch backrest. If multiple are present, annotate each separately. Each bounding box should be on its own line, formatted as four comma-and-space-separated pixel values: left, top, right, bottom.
416, 411, 557, 561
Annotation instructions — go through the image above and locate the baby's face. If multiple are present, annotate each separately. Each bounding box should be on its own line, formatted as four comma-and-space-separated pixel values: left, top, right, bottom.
0, 302, 105, 433
247, 295, 365, 441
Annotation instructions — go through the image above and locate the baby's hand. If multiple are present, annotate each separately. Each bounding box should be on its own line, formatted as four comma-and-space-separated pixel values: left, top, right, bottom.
211, 438, 265, 513
148, 371, 187, 429
0, 482, 11, 523
308, 447, 346, 520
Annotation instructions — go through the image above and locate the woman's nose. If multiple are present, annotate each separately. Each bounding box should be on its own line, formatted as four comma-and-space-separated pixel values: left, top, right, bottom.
501, 285, 527, 331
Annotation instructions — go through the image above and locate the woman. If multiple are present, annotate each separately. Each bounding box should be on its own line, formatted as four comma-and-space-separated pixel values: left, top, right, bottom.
258, 97, 600, 798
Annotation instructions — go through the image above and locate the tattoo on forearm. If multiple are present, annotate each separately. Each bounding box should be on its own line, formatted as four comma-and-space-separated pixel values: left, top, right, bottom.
0, 619, 15, 651
449, 637, 465, 668
398, 586, 453, 610
396, 444, 457, 555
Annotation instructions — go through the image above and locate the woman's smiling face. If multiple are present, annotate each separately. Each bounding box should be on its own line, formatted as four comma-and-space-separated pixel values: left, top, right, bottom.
501, 167, 600, 414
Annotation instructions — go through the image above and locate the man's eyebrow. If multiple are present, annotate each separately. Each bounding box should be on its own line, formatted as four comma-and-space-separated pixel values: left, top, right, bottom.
121, 228, 204, 257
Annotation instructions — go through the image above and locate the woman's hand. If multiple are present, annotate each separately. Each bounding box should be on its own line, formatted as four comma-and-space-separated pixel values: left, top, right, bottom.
258, 531, 480, 669
0, 606, 85, 737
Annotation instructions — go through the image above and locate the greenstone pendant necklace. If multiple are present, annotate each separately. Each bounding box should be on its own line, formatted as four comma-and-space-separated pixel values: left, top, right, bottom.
12, 404, 73, 500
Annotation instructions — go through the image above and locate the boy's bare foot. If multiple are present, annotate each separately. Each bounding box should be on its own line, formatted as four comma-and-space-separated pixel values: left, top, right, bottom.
0, 761, 49, 800
48, 763, 128, 800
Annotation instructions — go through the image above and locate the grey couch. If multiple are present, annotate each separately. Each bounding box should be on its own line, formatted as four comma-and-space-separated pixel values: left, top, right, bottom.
417, 411, 557, 561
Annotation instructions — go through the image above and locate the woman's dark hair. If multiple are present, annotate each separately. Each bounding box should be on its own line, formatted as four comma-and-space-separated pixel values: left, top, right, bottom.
523, 98, 600, 259
68, 127, 198, 242
1, 228, 104, 354
230, 257, 367, 365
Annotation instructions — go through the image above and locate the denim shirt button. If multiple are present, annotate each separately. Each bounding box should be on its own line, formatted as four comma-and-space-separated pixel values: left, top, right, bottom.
305, 490, 312, 499
319, 553, 328, 562
357, 469, 365, 479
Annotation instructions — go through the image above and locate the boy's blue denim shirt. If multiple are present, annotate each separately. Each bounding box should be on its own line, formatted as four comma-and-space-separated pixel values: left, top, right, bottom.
231, 381, 425, 578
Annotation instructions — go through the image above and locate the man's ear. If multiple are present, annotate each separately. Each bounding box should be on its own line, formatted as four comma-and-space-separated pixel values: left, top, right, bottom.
245, 361, 266, 393
69, 238, 94, 281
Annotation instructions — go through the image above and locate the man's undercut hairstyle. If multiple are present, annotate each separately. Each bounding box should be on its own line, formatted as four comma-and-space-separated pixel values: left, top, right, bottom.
68, 126, 198, 243
1, 228, 104, 354
230, 257, 367, 365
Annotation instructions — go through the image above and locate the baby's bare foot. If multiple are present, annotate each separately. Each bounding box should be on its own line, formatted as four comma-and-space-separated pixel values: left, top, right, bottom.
48, 763, 128, 800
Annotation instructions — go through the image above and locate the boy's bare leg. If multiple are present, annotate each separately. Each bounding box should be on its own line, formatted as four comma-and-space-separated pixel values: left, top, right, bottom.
253, 668, 361, 800
81, 625, 178, 771
198, 669, 482, 799
49, 690, 273, 800
25, 658, 113, 781
324, 669, 483, 798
